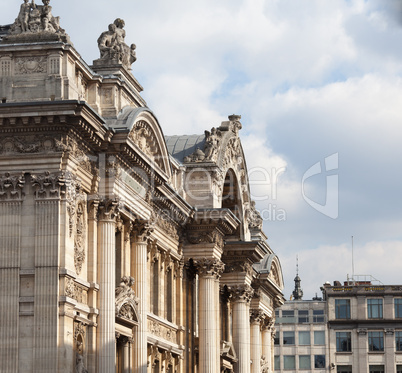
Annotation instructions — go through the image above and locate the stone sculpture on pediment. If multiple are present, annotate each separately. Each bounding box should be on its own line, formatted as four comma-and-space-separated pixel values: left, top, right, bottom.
4, 0, 69, 42
115, 276, 139, 321
96, 18, 137, 70
204, 127, 222, 162
246, 201, 263, 230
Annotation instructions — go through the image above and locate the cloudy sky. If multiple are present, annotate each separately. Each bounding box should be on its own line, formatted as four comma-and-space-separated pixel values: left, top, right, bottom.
2, 0, 402, 299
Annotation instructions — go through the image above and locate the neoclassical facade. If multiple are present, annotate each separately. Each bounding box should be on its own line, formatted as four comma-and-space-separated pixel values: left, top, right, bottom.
0, 3, 285, 372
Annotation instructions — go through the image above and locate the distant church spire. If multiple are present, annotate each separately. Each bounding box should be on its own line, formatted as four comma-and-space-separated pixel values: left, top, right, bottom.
292, 255, 303, 300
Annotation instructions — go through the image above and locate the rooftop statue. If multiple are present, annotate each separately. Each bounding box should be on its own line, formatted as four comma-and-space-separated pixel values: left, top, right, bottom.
96, 18, 137, 69
2, 0, 69, 43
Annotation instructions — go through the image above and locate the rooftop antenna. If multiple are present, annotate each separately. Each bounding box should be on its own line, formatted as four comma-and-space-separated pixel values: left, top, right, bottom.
351, 236, 355, 283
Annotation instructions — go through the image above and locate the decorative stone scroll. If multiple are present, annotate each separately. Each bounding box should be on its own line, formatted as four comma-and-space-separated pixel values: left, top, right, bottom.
229, 284, 254, 303
95, 18, 136, 69
0, 172, 25, 200
193, 258, 225, 279
4, 0, 69, 43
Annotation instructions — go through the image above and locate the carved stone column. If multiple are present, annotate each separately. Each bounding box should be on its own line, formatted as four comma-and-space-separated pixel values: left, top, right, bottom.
97, 199, 119, 373
250, 310, 265, 373
194, 258, 225, 373
131, 222, 153, 373
230, 285, 254, 373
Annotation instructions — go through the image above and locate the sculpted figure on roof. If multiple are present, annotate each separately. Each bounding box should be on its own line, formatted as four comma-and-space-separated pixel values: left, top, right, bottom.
96, 18, 137, 69
9, 0, 65, 35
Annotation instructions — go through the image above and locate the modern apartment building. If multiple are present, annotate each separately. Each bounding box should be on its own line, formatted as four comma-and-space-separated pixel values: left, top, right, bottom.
323, 277, 402, 373
275, 275, 402, 373
274, 274, 329, 372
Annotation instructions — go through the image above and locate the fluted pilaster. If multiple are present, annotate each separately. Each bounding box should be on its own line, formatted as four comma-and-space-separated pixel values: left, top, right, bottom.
0, 200, 22, 372
97, 199, 119, 373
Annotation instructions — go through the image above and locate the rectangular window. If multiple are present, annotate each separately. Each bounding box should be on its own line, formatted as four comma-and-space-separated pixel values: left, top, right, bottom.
299, 355, 311, 369
298, 310, 309, 323
282, 310, 294, 318
274, 331, 280, 345
397, 365, 402, 373
395, 299, 402, 318
274, 356, 280, 371
283, 355, 295, 370
314, 355, 326, 368
337, 366, 352, 373
283, 331, 295, 345
336, 332, 352, 352
367, 299, 383, 319
368, 331, 384, 351
275, 310, 280, 318
369, 365, 384, 373
335, 299, 351, 319
299, 331, 311, 345
396, 331, 402, 351
314, 331, 325, 345
313, 309, 324, 322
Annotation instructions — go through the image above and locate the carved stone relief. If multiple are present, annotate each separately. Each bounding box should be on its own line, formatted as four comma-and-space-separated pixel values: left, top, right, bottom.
148, 319, 177, 344
224, 261, 254, 277
245, 201, 263, 231
65, 278, 88, 304
74, 203, 86, 275
186, 229, 224, 249
115, 276, 139, 321
15, 56, 47, 74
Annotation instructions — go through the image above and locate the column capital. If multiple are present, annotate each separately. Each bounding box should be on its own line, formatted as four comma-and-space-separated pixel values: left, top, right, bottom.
131, 220, 154, 242
98, 198, 120, 221
194, 258, 225, 279
0, 171, 25, 201
250, 309, 265, 324
229, 284, 254, 303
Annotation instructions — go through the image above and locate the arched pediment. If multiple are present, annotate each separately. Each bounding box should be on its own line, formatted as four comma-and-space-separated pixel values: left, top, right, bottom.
115, 276, 140, 324
111, 106, 172, 179
116, 299, 139, 323
253, 253, 284, 290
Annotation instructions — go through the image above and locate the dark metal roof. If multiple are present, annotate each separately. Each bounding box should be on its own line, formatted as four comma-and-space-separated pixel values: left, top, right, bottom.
165, 134, 206, 163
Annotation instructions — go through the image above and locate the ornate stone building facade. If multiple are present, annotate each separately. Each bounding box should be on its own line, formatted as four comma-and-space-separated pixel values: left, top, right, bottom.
0, 2, 285, 372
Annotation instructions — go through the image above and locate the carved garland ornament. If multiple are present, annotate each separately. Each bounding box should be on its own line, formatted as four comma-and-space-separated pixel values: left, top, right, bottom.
186, 229, 224, 248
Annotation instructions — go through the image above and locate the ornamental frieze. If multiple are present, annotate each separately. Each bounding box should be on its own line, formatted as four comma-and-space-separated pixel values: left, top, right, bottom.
186, 229, 224, 248
224, 261, 254, 277
148, 319, 177, 344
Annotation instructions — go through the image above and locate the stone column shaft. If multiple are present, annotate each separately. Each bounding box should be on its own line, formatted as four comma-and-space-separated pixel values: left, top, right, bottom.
131, 229, 150, 373
195, 258, 224, 373
231, 285, 253, 373
262, 326, 272, 371
250, 320, 261, 373
97, 217, 117, 372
